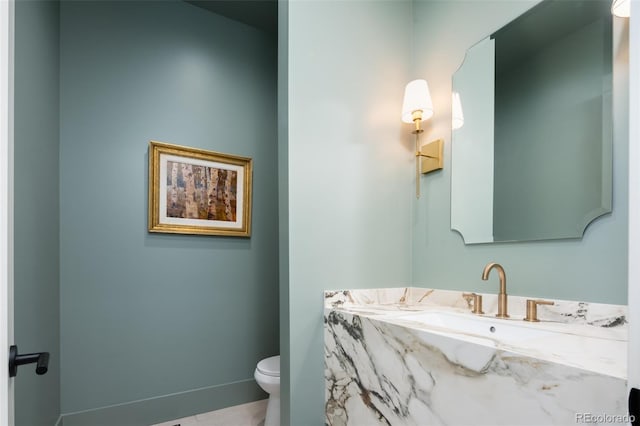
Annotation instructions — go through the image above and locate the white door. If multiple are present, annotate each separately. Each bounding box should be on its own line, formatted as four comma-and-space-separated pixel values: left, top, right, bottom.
0, 0, 14, 424
629, 0, 640, 423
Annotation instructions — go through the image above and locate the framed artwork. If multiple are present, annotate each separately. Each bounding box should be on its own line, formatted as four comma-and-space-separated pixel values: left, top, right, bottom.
148, 141, 252, 237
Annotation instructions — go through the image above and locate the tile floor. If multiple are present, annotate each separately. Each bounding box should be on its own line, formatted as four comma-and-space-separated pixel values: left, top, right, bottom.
151, 399, 267, 426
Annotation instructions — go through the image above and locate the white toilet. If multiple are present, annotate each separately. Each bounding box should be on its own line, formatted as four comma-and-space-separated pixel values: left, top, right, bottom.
254, 355, 280, 426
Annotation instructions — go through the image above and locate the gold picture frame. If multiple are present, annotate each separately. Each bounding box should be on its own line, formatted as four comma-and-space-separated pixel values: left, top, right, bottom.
148, 141, 253, 237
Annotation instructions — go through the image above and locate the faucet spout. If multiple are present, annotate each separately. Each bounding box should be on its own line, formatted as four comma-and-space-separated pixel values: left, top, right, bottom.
482, 262, 509, 318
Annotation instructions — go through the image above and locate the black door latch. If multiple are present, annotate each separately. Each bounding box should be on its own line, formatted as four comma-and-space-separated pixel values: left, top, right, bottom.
630, 387, 640, 426
8, 345, 49, 377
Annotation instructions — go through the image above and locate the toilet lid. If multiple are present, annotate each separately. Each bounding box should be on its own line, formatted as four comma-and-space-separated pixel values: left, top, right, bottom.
257, 355, 280, 377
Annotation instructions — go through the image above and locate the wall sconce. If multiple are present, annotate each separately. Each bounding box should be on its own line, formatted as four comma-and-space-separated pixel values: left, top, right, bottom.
611, 0, 630, 17
401, 79, 443, 199
452, 92, 464, 130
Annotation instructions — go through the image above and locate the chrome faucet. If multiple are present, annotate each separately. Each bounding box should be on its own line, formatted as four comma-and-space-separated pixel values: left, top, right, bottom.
482, 262, 509, 318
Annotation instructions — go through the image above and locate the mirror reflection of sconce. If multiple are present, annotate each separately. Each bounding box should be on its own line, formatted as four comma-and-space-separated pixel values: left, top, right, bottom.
611, 0, 630, 17
401, 79, 443, 199
452, 92, 464, 130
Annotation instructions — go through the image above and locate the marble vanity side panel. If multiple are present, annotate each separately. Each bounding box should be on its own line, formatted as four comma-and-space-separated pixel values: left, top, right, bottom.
325, 309, 628, 426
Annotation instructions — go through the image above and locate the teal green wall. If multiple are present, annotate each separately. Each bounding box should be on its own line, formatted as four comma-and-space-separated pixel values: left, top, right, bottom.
412, 0, 628, 304
285, 1, 413, 424
59, 0, 278, 419
282, 1, 628, 424
277, 1, 290, 425
14, 0, 61, 425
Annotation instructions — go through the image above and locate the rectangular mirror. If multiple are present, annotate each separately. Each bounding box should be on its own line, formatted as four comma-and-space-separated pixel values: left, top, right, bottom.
451, 0, 613, 244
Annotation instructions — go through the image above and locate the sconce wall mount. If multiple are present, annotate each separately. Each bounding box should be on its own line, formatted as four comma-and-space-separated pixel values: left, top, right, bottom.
418, 138, 444, 174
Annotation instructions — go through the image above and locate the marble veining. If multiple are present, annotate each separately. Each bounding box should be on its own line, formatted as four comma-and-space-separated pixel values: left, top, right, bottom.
325, 287, 627, 329
324, 288, 628, 426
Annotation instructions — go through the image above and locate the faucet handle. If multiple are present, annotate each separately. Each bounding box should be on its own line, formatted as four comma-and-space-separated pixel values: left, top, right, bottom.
524, 299, 554, 322
462, 293, 484, 315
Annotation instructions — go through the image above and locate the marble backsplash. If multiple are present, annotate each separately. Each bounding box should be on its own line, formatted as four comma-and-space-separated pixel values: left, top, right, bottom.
324, 287, 627, 328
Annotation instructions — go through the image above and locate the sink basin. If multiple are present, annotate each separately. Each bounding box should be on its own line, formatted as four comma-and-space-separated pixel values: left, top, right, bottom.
397, 311, 556, 343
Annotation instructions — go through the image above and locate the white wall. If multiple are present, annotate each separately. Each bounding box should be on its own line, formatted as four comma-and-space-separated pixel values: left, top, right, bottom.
285, 0, 413, 423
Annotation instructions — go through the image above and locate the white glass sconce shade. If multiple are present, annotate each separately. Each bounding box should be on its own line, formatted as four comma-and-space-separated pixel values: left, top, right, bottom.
401, 79, 434, 123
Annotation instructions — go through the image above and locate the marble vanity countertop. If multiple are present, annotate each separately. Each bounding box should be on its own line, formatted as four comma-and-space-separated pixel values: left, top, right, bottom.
324, 287, 628, 379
